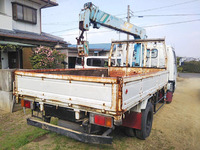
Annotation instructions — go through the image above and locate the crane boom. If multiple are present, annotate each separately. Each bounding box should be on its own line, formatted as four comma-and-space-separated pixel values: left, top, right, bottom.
77, 2, 146, 63
77, 2, 146, 43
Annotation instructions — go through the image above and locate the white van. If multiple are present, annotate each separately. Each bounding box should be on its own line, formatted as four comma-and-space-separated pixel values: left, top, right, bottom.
75, 56, 122, 68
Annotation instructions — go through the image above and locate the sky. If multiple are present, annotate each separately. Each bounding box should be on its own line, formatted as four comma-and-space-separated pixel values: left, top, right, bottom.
42, 0, 200, 58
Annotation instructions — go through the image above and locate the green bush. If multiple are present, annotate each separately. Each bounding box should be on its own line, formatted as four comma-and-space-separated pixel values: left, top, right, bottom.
182, 61, 200, 73
30, 46, 66, 69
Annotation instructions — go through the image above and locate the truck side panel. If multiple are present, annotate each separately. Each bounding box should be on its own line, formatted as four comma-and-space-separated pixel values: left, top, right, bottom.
122, 71, 168, 110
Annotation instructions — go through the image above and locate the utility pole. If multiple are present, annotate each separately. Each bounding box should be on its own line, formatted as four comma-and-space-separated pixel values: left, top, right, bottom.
127, 5, 130, 40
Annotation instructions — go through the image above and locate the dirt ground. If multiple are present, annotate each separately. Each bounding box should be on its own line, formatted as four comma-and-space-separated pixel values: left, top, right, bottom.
0, 75, 200, 150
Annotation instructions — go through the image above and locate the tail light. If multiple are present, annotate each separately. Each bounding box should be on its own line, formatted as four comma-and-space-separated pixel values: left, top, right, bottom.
90, 113, 113, 128
21, 100, 30, 108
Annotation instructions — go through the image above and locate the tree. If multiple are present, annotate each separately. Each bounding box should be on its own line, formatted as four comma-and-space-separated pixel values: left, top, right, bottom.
30, 46, 66, 69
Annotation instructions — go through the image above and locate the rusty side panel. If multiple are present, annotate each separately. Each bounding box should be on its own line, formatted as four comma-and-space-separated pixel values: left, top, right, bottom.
111, 83, 118, 113
41, 69, 109, 77
15, 68, 117, 84
15, 68, 108, 73
109, 67, 165, 77
117, 78, 123, 114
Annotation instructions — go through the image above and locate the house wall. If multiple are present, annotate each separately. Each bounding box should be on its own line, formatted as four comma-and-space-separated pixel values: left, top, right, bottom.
0, 0, 43, 34
10, 0, 41, 34
1, 51, 9, 69
0, 13, 13, 30
22, 47, 32, 69
0, 0, 12, 30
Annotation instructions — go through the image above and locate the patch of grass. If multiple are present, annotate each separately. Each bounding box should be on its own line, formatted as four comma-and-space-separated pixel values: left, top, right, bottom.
0, 109, 49, 150
0, 129, 2, 137
48, 132, 113, 150
0, 127, 48, 149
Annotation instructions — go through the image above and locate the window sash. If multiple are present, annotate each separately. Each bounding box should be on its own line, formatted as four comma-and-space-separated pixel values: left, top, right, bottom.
13, 3, 37, 24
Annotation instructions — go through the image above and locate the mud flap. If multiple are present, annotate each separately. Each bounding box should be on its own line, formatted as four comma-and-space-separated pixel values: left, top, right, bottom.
27, 118, 113, 144
166, 91, 173, 103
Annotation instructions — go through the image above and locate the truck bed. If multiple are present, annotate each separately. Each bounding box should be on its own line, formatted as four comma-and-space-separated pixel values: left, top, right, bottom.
14, 67, 168, 119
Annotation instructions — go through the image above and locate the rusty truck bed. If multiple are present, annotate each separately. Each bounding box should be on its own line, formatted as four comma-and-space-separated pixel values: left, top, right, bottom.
14, 67, 168, 121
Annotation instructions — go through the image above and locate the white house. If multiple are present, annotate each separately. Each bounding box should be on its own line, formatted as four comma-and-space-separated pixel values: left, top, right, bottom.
0, 0, 67, 69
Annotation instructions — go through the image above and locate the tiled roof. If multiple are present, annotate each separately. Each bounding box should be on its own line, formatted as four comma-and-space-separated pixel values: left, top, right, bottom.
68, 43, 112, 51
0, 29, 66, 44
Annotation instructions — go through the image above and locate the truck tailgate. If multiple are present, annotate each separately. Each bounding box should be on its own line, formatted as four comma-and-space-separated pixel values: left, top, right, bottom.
15, 69, 118, 113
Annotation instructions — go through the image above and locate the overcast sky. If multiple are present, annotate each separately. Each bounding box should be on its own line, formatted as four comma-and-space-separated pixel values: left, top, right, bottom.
42, 0, 200, 58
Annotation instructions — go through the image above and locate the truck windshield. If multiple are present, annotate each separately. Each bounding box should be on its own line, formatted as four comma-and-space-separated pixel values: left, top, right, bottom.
147, 49, 158, 58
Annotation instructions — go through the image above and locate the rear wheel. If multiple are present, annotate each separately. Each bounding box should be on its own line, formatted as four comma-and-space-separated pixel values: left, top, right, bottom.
125, 127, 135, 137
135, 102, 153, 140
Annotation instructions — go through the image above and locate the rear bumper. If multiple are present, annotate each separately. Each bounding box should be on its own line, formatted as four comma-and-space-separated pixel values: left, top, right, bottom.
27, 118, 113, 144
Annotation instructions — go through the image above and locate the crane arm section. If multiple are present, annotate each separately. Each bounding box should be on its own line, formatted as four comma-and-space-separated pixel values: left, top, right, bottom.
78, 2, 146, 42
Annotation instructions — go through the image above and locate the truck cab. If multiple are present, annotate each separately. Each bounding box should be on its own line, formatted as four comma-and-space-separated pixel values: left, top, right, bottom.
167, 46, 177, 92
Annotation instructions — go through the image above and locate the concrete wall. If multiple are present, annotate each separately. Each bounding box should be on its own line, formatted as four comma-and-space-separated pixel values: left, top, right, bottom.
0, 69, 15, 112
0, 91, 13, 112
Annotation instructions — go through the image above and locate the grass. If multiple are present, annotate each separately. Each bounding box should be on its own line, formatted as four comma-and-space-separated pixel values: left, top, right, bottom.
0, 109, 49, 150
0, 109, 180, 150
0, 111, 174, 150
0, 128, 48, 149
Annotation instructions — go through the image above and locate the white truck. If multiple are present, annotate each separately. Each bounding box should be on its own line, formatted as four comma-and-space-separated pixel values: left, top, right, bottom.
13, 3, 177, 144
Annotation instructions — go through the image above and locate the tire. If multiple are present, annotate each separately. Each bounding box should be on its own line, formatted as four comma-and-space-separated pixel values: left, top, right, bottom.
135, 102, 153, 140
166, 101, 171, 104
125, 127, 135, 137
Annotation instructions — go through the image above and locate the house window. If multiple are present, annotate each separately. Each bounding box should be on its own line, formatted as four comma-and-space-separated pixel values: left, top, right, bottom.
12, 3, 37, 24
0, 0, 5, 13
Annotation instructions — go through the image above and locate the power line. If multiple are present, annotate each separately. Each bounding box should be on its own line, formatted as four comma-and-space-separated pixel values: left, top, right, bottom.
49, 27, 78, 34
115, 13, 126, 17
133, 0, 200, 13
142, 19, 200, 28
134, 14, 200, 18
59, 30, 116, 37
42, 21, 78, 25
